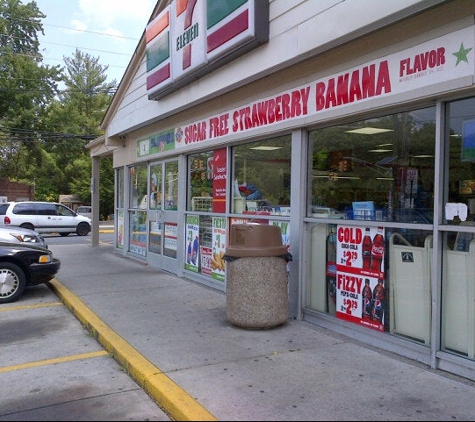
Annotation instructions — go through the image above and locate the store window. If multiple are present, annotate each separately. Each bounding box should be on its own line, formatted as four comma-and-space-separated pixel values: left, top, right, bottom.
232, 135, 291, 216
149, 164, 162, 210
129, 164, 148, 257
164, 161, 178, 210
186, 151, 227, 280
307, 106, 436, 341
189, 151, 214, 213
115, 167, 124, 249
116, 167, 124, 209
441, 96, 475, 360
309, 108, 436, 227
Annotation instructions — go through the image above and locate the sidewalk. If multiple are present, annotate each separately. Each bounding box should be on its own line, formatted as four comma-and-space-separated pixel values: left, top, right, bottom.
47, 242, 475, 421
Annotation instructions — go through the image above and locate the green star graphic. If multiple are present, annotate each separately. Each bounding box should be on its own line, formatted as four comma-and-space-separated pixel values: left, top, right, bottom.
452, 42, 472, 66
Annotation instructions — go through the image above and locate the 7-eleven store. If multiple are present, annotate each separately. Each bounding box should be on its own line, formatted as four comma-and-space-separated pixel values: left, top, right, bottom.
88, 0, 475, 381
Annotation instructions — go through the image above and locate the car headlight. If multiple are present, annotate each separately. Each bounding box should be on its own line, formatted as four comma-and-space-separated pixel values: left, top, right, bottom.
11, 234, 39, 243
38, 254, 52, 263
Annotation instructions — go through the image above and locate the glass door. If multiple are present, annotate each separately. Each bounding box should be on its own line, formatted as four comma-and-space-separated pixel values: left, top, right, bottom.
147, 159, 179, 274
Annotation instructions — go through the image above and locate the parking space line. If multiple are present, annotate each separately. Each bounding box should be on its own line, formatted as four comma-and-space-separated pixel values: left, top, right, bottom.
0, 350, 109, 373
48, 278, 218, 421
0, 302, 63, 312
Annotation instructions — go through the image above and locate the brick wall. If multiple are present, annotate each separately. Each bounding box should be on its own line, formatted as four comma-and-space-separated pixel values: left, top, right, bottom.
0, 178, 34, 201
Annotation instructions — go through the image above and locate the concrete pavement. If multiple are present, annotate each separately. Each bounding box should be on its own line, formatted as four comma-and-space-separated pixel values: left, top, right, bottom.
47, 240, 475, 421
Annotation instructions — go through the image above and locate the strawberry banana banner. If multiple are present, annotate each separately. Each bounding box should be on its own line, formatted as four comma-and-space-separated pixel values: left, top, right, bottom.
335, 225, 387, 332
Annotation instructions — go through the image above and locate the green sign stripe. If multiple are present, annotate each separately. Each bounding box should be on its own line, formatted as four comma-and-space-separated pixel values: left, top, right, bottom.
207, 0, 247, 29
146, 34, 170, 71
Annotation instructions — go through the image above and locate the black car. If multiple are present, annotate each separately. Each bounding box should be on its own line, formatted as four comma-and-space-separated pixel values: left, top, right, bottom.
0, 241, 61, 304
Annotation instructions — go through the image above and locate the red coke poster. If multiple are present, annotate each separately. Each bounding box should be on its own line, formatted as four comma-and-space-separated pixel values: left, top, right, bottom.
335, 224, 387, 332
211, 148, 227, 213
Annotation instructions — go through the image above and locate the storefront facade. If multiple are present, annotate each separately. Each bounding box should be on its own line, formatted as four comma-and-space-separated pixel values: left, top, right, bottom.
89, 0, 475, 381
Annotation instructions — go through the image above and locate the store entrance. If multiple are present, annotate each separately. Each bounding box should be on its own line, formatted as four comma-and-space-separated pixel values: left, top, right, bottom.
147, 159, 179, 274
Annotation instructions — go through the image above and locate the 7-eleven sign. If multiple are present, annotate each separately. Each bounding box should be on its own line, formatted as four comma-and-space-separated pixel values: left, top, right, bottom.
146, 0, 269, 100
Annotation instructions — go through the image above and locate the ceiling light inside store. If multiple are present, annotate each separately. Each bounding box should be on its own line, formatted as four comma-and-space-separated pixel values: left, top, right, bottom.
313, 175, 360, 180
249, 146, 282, 151
376, 156, 398, 165
412, 154, 434, 158
346, 127, 393, 135
368, 149, 393, 153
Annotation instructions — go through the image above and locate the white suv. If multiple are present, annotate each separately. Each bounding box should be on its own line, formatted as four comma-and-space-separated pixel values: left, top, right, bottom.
0, 201, 91, 237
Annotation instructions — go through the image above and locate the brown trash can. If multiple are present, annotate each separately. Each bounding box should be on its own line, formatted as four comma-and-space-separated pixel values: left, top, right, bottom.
224, 224, 292, 329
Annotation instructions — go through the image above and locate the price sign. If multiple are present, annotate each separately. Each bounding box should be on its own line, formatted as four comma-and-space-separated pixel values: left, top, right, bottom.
341, 250, 358, 266
341, 297, 358, 315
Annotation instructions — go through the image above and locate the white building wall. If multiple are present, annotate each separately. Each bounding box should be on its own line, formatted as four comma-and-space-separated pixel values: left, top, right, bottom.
106, 0, 445, 138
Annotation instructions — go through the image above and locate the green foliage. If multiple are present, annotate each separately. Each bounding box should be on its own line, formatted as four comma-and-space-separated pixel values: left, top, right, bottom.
0, 0, 117, 217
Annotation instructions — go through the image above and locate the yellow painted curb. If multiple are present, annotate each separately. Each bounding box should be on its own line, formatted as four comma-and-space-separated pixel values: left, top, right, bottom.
47, 278, 218, 422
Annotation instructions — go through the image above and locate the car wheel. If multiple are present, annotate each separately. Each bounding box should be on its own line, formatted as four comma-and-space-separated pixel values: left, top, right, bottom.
0, 263, 26, 304
59, 232, 70, 237
20, 223, 35, 231
76, 222, 90, 236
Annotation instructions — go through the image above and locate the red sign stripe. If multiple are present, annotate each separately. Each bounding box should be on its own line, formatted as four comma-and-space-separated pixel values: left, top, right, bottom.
147, 64, 171, 89
207, 10, 249, 53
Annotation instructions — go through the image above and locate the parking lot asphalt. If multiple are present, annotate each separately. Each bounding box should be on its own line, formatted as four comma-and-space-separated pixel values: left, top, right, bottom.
0, 284, 172, 421
36, 237, 475, 421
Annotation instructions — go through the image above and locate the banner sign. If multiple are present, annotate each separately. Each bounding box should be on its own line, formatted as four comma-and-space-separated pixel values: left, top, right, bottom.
138, 26, 474, 158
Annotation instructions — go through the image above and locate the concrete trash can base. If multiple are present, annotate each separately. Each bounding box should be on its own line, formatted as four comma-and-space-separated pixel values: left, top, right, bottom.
225, 224, 291, 329
226, 256, 289, 329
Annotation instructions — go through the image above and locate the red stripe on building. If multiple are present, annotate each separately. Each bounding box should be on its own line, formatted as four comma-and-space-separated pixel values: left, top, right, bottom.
207, 10, 249, 53
147, 64, 171, 90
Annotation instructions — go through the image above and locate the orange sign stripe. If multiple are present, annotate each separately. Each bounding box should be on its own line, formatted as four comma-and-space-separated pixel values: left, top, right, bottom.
176, 0, 188, 15
146, 11, 169, 43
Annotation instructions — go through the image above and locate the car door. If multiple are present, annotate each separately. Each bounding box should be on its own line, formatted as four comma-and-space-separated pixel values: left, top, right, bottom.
54, 204, 79, 232
36, 203, 60, 231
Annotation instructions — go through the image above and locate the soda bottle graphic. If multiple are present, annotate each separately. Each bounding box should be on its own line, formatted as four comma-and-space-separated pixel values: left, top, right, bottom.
362, 227, 372, 270
370, 226, 385, 273
371, 278, 386, 322
362, 278, 372, 320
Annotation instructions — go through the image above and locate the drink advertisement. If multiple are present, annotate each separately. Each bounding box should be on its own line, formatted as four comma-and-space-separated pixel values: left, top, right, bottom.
335, 225, 387, 331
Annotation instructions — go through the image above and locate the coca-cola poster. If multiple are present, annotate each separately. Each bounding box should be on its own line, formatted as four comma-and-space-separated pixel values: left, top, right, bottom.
335, 224, 387, 332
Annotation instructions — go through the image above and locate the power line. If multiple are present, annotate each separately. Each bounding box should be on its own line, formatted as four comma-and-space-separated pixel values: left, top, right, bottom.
6, 15, 142, 42
41, 21, 141, 42
0, 126, 98, 142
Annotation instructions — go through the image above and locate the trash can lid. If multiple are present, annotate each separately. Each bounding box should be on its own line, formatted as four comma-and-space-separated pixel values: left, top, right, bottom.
226, 224, 288, 257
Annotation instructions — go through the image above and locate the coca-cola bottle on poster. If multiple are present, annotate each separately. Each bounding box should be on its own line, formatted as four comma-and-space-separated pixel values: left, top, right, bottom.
370, 226, 385, 273
371, 278, 386, 322
362, 227, 372, 270
362, 278, 372, 320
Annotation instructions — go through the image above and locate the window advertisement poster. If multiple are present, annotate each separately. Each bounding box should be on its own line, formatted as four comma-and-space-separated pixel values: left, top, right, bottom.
117, 210, 124, 249
335, 225, 387, 332
129, 211, 147, 257
212, 148, 227, 213
185, 215, 200, 272
211, 217, 226, 282
164, 222, 178, 258
200, 246, 213, 276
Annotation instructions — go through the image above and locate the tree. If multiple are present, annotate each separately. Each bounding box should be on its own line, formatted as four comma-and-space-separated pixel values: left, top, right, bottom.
41, 49, 116, 214
0, 0, 62, 184
1, 1, 116, 217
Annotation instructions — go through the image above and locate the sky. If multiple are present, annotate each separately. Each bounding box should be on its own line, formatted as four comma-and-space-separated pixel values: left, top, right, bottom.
34, 0, 157, 85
